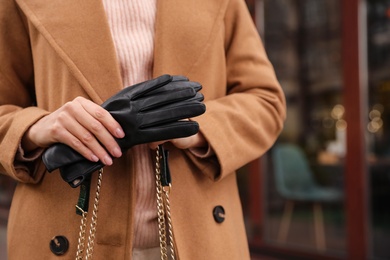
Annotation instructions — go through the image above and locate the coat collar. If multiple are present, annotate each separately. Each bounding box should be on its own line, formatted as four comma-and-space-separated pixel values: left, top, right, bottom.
16, 0, 123, 104
16, 0, 226, 102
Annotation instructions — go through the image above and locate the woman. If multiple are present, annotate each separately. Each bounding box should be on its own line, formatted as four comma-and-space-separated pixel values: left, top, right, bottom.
0, 0, 285, 259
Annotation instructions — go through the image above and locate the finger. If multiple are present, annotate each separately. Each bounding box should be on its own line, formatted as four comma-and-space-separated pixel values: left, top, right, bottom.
73, 98, 123, 159
52, 99, 115, 164
54, 126, 101, 164
138, 121, 200, 144
140, 102, 205, 128
77, 97, 125, 139
129, 74, 173, 99
48, 99, 116, 165
63, 115, 115, 165
144, 80, 200, 98
148, 141, 166, 150
140, 87, 197, 112
171, 75, 189, 82
170, 138, 193, 150
169, 132, 206, 150
102, 75, 173, 108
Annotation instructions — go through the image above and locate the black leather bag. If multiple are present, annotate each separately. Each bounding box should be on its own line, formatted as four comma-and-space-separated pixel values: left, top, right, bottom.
42, 74, 206, 187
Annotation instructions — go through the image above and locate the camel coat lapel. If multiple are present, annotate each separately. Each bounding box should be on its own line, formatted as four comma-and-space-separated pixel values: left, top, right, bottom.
16, 0, 123, 104
16, 0, 225, 100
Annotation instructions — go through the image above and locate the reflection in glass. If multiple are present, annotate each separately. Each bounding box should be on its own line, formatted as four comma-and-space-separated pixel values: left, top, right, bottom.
260, 0, 346, 256
367, 0, 390, 258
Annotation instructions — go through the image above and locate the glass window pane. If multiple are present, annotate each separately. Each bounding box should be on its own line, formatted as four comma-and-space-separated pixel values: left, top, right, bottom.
0, 176, 16, 259
367, 0, 390, 258
261, 0, 346, 255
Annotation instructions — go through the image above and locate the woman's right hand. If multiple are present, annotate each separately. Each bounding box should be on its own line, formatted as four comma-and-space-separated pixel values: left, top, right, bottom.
22, 97, 125, 165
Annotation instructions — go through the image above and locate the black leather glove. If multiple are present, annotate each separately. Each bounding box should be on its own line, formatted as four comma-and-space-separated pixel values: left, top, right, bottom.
42, 74, 206, 187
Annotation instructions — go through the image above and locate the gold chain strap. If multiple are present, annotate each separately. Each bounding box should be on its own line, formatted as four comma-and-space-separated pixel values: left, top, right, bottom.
163, 187, 175, 259
75, 169, 103, 260
73, 147, 174, 260
75, 207, 87, 260
155, 148, 168, 259
155, 147, 175, 260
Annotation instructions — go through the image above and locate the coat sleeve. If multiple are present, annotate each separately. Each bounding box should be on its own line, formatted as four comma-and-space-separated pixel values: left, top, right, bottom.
0, 0, 49, 183
187, 0, 286, 181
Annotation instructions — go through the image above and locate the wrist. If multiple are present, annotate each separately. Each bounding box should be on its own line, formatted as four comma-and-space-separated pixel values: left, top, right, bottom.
21, 126, 39, 152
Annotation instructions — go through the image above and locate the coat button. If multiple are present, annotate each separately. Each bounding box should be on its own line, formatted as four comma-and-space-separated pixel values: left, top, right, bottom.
213, 205, 225, 223
50, 235, 69, 255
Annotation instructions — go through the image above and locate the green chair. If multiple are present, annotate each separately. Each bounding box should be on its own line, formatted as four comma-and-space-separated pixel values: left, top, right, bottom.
272, 143, 343, 251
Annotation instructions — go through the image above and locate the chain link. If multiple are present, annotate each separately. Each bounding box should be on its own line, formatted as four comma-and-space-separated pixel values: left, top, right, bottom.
85, 169, 102, 259
155, 148, 169, 260
155, 147, 176, 260
75, 169, 103, 260
74, 147, 176, 260
75, 206, 88, 260
163, 187, 175, 260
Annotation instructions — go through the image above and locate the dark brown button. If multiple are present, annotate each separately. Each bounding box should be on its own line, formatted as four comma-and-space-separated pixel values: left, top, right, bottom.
50, 235, 69, 255
213, 205, 225, 223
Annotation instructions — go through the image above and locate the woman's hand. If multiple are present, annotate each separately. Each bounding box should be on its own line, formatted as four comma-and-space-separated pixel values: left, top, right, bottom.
22, 97, 125, 165
148, 131, 206, 150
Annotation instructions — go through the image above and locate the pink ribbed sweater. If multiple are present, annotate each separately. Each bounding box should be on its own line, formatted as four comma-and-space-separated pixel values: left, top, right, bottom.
102, 0, 159, 249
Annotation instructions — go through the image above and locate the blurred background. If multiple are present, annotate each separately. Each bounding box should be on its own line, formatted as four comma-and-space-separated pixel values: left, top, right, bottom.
239, 0, 390, 259
1, 0, 390, 259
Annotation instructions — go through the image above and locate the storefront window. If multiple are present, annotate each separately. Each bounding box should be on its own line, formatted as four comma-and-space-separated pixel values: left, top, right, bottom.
0, 176, 16, 258
367, 0, 390, 258
258, 0, 347, 256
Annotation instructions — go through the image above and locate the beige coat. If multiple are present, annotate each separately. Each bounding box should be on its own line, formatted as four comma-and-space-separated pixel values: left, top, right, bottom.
0, 0, 286, 259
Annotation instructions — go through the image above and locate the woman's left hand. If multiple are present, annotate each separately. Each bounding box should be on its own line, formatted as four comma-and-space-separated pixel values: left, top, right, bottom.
148, 132, 206, 150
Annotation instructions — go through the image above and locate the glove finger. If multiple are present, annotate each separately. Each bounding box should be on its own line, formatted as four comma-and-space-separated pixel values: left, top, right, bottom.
144, 91, 204, 109
140, 102, 206, 128
188, 92, 205, 102
140, 87, 198, 112
145, 89, 204, 108
53, 121, 199, 188
102, 74, 173, 107
135, 121, 200, 145
130, 74, 174, 100
147, 80, 202, 96
171, 75, 189, 82
42, 143, 86, 172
